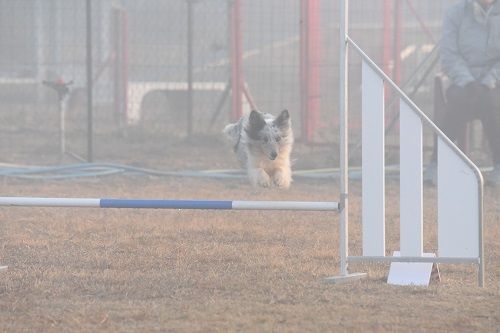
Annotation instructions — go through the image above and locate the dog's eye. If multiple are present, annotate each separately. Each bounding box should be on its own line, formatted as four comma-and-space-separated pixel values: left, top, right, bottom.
263, 137, 269, 143
276, 136, 281, 142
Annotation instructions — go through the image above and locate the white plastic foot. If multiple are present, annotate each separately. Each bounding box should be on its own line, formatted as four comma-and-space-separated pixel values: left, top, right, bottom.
387, 251, 440, 286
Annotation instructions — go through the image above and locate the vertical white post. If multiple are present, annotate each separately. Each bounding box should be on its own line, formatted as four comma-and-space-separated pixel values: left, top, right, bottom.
326, 0, 366, 284
338, 0, 349, 276
399, 99, 423, 256
362, 61, 385, 256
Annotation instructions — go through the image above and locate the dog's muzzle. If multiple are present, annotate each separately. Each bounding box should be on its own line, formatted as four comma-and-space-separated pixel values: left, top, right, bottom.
269, 152, 278, 160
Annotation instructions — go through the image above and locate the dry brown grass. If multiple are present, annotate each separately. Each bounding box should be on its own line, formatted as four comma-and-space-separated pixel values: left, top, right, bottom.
0, 175, 499, 332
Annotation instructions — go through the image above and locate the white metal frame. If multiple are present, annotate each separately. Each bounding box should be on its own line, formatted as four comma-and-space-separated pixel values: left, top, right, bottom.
327, 0, 484, 287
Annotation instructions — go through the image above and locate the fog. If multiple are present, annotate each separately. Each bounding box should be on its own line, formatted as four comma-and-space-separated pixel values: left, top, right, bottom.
1, 2, 499, 330
0, 0, 492, 174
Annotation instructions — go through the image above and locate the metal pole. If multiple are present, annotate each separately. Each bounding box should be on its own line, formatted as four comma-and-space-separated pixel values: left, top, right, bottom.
393, 0, 402, 87
86, 0, 93, 162
187, 0, 194, 137
299, 0, 307, 142
112, 9, 119, 126
339, 0, 349, 277
478, 178, 485, 287
0, 197, 340, 211
229, 0, 243, 121
122, 11, 129, 129
35, 0, 46, 103
382, 0, 393, 96
382, 0, 392, 74
326, 0, 365, 284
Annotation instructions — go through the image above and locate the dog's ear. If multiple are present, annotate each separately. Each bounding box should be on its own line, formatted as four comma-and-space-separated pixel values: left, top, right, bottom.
273, 109, 290, 129
246, 110, 266, 140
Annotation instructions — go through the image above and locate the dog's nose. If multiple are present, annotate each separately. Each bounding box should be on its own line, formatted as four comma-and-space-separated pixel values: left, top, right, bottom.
270, 152, 278, 160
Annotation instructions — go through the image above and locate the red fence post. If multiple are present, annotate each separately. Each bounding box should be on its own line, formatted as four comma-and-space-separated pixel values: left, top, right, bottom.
300, 0, 321, 143
393, 0, 402, 87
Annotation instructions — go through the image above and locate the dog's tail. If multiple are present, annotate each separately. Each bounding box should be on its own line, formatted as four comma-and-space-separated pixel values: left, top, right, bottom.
222, 122, 241, 146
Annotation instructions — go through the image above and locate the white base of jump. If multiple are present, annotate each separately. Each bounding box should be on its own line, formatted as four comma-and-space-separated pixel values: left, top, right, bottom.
324, 272, 367, 284
0, 266, 7, 271
387, 251, 438, 286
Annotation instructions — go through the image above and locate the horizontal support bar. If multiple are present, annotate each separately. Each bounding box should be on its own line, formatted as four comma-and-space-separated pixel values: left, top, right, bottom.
348, 256, 480, 264
0, 197, 339, 211
0, 197, 100, 207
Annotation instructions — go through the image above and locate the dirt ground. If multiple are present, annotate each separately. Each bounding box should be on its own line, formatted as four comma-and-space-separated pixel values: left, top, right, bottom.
1, 131, 500, 332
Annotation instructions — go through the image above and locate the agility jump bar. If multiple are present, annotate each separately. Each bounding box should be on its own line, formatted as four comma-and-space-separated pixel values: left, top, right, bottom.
0, 197, 339, 211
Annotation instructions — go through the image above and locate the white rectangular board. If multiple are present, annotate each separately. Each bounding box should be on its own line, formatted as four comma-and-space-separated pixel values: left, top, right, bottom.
362, 61, 385, 256
399, 99, 423, 257
387, 251, 435, 286
437, 138, 479, 258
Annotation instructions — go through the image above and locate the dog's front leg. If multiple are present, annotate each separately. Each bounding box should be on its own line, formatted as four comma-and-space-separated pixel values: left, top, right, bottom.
271, 155, 292, 188
272, 166, 292, 189
248, 168, 271, 188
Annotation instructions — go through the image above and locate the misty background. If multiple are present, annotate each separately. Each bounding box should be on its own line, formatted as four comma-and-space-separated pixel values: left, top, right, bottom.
0, 0, 467, 167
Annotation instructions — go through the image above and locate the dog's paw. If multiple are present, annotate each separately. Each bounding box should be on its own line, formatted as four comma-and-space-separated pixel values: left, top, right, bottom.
259, 179, 271, 188
256, 173, 272, 188
273, 170, 292, 189
249, 168, 271, 188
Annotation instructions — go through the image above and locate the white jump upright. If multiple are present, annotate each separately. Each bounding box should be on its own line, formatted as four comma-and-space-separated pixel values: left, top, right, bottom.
327, 0, 484, 287
399, 99, 423, 257
361, 61, 385, 257
438, 138, 481, 259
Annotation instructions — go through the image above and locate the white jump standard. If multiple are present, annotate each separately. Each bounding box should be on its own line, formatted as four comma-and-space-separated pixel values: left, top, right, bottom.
326, 0, 484, 287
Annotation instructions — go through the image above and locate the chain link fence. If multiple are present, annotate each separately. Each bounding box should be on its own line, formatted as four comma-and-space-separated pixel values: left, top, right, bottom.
0, 0, 457, 166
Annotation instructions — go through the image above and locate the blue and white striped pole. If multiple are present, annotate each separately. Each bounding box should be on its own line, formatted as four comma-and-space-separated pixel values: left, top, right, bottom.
0, 197, 339, 211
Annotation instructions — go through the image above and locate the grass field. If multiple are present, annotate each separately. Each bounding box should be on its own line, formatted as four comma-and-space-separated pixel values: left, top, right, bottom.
1, 169, 499, 332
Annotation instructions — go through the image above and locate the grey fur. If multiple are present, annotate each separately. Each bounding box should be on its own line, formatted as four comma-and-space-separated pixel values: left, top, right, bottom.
223, 110, 294, 188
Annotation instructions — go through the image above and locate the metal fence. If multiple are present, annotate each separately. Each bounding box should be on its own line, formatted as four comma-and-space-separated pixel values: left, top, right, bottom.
0, 0, 457, 166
